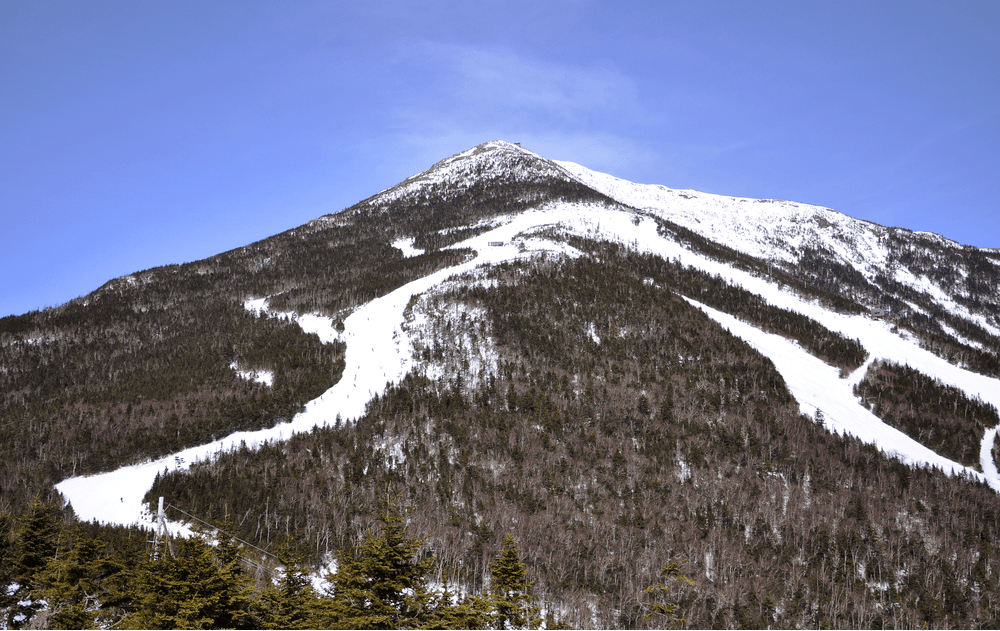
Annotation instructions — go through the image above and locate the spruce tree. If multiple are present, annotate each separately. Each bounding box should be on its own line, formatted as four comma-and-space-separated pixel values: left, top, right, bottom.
258, 545, 318, 630
641, 560, 696, 627
34, 527, 103, 629
127, 536, 227, 629
323, 494, 435, 629
487, 533, 541, 630
0, 510, 17, 624
6, 498, 62, 628
12, 498, 61, 582
211, 526, 259, 629
92, 533, 143, 629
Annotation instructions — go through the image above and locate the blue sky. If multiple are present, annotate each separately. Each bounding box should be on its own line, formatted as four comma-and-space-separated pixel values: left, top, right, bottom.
2, 1, 998, 318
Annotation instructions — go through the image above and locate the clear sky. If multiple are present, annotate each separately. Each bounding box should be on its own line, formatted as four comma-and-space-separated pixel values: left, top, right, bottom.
2, 1, 998, 318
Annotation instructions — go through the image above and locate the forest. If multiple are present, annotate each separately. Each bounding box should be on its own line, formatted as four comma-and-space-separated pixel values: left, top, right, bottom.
145, 251, 1000, 628
854, 360, 1000, 470
2, 142, 1000, 628
1, 494, 606, 629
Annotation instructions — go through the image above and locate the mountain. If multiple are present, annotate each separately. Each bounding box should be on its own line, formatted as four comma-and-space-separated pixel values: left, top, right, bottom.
3, 140, 1000, 628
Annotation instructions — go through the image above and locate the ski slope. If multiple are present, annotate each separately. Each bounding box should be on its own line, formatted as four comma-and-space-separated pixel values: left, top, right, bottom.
557, 158, 1000, 340
56, 201, 1000, 528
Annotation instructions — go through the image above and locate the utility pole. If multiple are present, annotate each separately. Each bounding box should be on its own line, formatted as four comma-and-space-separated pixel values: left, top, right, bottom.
155, 496, 175, 559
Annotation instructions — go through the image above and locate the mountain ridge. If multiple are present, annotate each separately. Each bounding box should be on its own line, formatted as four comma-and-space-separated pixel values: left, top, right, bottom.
4, 140, 1000, 629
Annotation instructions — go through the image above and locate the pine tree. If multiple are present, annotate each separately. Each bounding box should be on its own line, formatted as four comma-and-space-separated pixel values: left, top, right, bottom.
34, 527, 104, 629
259, 545, 318, 630
92, 533, 143, 629
642, 560, 696, 628
487, 533, 541, 630
127, 536, 228, 629
12, 498, 61, 582
323, 494, 435, 629
211, 525, 259, 629
0, 510, 18, 623
6, 498, 62, 628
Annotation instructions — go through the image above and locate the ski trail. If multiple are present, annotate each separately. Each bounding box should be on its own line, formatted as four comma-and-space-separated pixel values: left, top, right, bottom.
55, 202, 1000, 527
981, 427, 1000, 490
684, 297, 996, 489
55, 209, 583, 527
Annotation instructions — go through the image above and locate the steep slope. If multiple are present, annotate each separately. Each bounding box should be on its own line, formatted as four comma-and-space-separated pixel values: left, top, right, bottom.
4, 140, 1000, 628
559, 160, 1000, 368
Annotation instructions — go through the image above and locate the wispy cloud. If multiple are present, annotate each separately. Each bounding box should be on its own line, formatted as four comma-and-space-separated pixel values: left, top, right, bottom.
407, 41, 645, 127
455, 46, 639, 120
364, 42, 660, 181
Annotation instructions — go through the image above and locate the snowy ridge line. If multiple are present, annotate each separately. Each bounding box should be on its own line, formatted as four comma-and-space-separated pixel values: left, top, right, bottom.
56, 202, 1000, 528
557, 159, 1000, 343
365, 140, 575, 209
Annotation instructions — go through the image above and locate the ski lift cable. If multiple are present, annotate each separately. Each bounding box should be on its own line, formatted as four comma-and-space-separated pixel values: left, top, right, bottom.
165, 501, 281, 562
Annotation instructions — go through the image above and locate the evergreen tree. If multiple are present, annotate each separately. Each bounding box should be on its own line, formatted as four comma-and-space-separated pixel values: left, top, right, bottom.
487, 533, 541, 630
34, 527, 104, 629
12, 498, 61, 582
641, 560, 696, 628
127, 536, 228, 629
0, 510, 17, 623
92, 534, 143, 629
211, 526, 259, 629
323, 494, 436, 629
259, 545, 318, 630
6, 498, 62, 628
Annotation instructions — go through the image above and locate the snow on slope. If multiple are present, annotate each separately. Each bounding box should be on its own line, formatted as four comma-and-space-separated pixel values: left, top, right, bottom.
392, 237, 424, 258
556, 159, 892, 270
57, 199, 1000, 528
229, 362, 274, 387
55, 207, 584, 527
367, 140, 578, 208
685, 297, 986, 481
556, 159, 1000, 341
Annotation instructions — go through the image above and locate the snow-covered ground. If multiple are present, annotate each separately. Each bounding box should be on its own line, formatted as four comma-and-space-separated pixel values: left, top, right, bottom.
230, 361, 274, 387
392, 237, 424, 258
557, 158, 1000, 342
56, 201, 1000, 529
685, 297, 986, 481
55, 207, 583, 528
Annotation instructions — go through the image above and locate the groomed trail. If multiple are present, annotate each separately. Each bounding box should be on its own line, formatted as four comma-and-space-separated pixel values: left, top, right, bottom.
57, 202, 1000, 530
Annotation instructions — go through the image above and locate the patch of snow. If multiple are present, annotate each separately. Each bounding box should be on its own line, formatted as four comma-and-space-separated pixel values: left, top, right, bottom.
229, 361, 274, 387
392, 237, 424, 258
586, 323, 601, 345
243, 297, 268, 315
57, 200, 1000, 528
310, 556, 338, 593
404, 288, 499, 390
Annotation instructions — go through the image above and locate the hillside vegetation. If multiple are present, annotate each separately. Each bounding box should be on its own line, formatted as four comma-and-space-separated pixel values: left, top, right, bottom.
3, 141, 1000, 629
148, 250, 1000, 629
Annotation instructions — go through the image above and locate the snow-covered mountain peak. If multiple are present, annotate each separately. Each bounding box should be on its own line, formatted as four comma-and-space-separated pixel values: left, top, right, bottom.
311, 141, 999, 350
364, 140, 577, 208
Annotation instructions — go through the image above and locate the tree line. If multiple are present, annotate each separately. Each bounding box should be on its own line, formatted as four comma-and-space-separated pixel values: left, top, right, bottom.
0, 493, 694, 629
149, 250, 1000, 628
854, 360, 1000, 470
